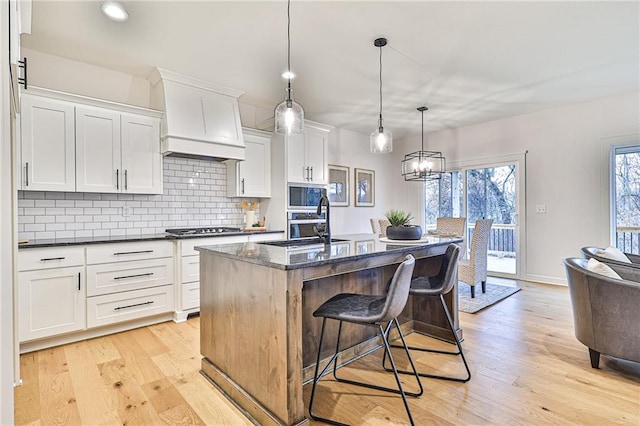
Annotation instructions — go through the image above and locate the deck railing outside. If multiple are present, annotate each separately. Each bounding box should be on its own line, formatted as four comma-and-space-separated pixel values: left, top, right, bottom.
468, 223, 516, 258
616, 226, 640, 255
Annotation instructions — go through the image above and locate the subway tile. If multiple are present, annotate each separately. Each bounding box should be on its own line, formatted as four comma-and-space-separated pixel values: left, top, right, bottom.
65, 208, 84, 215
35, 231, 55, 239
24, 223, 45, 232
56, 216, 75, 223
46, 223, 65, 231
75, 200, 94, 208
55, 230, 75, 239
18, 215, 34, 224
35, 216, 55, 224
35, 200, 56, 207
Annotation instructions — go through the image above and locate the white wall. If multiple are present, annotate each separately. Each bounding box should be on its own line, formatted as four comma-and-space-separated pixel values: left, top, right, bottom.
397, 92, 640, 284
327, 128, 410, 235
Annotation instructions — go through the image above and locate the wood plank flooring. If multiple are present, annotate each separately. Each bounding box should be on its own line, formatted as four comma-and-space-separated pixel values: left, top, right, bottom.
14, 280, 640, 425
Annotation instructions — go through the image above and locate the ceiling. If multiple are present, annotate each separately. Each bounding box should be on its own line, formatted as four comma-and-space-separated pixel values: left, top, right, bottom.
22, 1, 640, 139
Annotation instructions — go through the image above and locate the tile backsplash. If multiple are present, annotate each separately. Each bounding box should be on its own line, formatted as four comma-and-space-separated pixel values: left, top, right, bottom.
18, 157, 259, 240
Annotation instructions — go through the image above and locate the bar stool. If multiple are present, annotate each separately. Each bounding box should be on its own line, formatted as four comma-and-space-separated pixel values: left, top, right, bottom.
308, 254, 423, 426
384, 244, 471, 382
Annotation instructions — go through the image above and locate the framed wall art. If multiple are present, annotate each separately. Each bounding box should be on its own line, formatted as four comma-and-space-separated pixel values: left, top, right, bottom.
354, 168, 375, 207
328, 164, 349, 207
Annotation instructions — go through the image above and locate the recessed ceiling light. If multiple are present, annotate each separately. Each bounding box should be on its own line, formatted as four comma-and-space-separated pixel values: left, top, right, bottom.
282, 71, 295, 80
101, 1, 128, 22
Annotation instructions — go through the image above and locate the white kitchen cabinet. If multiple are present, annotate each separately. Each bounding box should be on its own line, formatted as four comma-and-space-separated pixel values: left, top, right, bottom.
174, 233, 284, 321
85, 241, 174, 326
285, 124, 330, 184
76, 107, 161, 194
20, 94, 76, 191
18, 246, 85, 342
226, 128, 271, 197
19, 87, 162, 195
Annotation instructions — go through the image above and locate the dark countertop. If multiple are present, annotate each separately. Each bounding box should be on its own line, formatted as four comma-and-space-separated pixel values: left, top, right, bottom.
195, 233, 463, 270
18, 230, 285, 249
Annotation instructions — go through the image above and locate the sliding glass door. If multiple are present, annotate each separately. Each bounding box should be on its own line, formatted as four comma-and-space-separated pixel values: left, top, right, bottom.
612, 145, 640, 254
424, 158, 523, 277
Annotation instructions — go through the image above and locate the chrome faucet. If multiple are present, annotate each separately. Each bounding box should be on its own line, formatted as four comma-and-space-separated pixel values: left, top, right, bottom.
315, 195, 331, 244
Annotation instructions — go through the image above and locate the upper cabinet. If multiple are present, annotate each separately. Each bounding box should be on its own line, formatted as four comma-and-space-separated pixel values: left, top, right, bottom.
19, 87, 163, 194
226, 128, 271, 198
150, 68, 245, 161
76, 107, 161, 194
20, 94, 76, 191
285, 123, 331, 185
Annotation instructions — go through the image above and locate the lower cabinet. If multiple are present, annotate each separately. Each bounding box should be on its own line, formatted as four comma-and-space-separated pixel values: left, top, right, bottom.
174, 232, 284, 321
18, 246, 86, 342
85, 241, 175, 326
18, 265, 85, 342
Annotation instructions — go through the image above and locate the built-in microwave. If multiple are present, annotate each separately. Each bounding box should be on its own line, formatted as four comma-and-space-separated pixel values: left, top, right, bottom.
288, 184, 327, 210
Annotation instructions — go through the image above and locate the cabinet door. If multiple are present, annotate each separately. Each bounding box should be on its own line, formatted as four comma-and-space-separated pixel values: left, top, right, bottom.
18, 266, 85, 342
76, 106, 121, 193
121, 114, 162, 194
286, 132, 307, 183
20, 95, 76, 191
238, 137, 270, 197
305, 127, 328, 184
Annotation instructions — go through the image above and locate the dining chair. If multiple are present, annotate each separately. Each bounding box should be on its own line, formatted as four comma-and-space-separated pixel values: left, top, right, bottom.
378, 219, 391, 237
308, 254, 423, 426
458, 219, 493, 298
436, 216, 467, 258
370, 218, 382, 235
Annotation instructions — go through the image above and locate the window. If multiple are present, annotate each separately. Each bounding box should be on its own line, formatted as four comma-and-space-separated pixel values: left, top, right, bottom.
612, 145, 640, 254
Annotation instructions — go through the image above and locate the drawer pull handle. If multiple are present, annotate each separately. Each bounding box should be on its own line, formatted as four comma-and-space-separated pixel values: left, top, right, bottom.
40, 257, 66, 261
78, 272, 81, 291
113, 250, 154, 255
114, 301, 154, 311
113, 272, 154, 280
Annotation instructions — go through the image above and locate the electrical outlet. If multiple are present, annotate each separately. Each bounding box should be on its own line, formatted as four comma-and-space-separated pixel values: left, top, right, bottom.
535, 204, 546, 214
122, 206, 131, 217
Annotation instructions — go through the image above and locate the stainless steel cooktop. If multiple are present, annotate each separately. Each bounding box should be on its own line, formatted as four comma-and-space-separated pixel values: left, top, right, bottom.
165, 227, 243, 237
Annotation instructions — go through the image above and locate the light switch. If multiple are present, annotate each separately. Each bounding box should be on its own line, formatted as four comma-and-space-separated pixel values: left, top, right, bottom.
536, 204, 546, 214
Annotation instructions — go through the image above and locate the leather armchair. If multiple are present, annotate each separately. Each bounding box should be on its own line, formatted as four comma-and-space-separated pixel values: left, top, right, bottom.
563, 257, 640, 368
581, 246, 640, 268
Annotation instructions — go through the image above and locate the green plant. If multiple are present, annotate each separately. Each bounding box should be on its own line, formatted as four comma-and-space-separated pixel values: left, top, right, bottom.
384, 209, 414, 227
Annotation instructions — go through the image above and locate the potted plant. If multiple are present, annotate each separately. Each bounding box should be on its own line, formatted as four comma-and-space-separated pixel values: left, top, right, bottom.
384, 209, 423, 240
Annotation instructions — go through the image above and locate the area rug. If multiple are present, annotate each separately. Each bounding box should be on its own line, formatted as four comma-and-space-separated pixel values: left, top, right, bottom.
458, 283, 521, 314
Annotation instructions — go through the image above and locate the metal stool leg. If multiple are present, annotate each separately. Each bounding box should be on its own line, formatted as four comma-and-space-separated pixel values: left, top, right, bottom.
309, 318, 423, 426
309, 318, 348, 426
384, 294, 471, 382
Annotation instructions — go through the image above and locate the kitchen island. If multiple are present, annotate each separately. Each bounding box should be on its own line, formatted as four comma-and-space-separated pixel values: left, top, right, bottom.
196, 233, 463, 426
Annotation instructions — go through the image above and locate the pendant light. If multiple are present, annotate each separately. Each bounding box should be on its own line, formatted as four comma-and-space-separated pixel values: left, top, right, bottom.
401, 106, 446, 181
275, 0, 304, 134
370, 37, 392, 154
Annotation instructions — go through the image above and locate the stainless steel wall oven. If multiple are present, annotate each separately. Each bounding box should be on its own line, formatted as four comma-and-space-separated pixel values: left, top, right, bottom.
288, 211, 327, 240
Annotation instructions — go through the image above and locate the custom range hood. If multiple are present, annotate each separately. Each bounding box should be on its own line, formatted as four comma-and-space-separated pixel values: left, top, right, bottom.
149, 68, 245, 161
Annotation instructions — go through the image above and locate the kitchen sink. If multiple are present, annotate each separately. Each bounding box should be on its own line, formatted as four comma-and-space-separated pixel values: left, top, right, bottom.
259, 238, 348, 248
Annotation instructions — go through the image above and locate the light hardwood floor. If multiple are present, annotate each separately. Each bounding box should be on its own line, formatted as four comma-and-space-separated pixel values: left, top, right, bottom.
15, 280, 640, 425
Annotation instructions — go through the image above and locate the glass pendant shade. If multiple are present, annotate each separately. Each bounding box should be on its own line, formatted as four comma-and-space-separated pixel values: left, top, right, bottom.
275, 87, 304, 134
371, 37, 392, 154
275, 0, 304, 135
370, 124, 393, 154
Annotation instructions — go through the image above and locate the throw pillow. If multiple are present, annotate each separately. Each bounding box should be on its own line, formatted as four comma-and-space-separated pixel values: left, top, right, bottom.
586, 258, 622, 280
595, 246, 631, 263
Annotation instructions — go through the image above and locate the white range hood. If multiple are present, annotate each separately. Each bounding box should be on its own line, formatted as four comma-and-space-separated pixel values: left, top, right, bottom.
149, 68, 246, 161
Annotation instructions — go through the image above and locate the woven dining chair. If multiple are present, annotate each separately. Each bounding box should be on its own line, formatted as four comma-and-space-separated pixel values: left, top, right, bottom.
436, 217, 467, 258
458, 219, 493, 298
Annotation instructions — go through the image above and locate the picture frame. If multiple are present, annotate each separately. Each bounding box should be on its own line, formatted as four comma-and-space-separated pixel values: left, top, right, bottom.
355, 168, 375, 207
328, 164, 349, 207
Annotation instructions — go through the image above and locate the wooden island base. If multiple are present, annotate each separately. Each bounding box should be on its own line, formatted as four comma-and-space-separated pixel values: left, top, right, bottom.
198, 236, 461, 426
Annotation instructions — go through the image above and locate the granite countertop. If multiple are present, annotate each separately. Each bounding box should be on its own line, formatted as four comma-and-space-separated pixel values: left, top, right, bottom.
195, 233, 463, 270
18, 230, 285, 249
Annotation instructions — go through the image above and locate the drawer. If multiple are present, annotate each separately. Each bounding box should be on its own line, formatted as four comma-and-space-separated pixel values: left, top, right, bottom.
18, 246, 85, 271
86, 258, 174, 297
181, 255, 200, 283
86, 240, 173, 265
247, 232, 285, 242
179, 235, 248, 256
181, 282, 200, 311
87, 285, 174, 328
